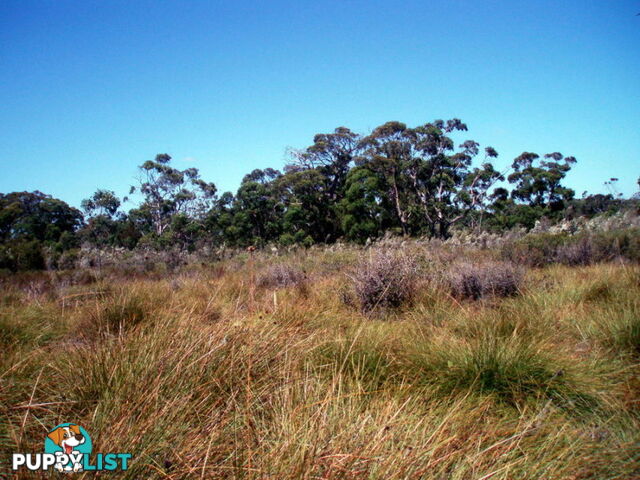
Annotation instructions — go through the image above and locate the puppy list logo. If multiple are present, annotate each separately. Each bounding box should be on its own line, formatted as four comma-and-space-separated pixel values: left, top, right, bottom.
12, 422, 132, 473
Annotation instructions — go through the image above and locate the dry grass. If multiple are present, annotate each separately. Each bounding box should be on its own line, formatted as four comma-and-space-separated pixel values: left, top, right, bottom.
256, 263, 307, 289
1, 245, 639, 479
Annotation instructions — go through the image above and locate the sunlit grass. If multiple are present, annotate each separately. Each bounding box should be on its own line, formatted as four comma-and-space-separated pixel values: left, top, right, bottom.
1, 249, 639, 479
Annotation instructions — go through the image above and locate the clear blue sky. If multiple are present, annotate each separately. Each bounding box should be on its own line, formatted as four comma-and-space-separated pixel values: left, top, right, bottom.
1, 0, 639, 208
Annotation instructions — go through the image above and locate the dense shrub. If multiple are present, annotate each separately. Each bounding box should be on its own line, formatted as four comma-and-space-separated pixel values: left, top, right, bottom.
352, 250, 417, 313
501, 233, 569, 267
555, 237, 594, 266
590, 228, 640, 263
502, 228, 640, 267
446, 261, 523, 300
257, 264, 306, 289
0, 240, 46, 271
57, 249, 80, 270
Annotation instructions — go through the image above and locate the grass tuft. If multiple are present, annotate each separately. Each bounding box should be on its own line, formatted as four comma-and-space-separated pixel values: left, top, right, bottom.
406, 334, 598, 411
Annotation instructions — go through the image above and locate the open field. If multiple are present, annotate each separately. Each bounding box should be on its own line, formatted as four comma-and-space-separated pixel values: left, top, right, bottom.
1, 244, 639, 479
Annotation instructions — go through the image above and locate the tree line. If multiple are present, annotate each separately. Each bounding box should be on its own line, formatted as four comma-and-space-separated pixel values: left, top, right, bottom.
1, 118, 637, 270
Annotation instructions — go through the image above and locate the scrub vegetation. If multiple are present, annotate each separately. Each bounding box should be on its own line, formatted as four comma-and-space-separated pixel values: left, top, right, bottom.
1, 118, 639, 477
2, 118, 639, 273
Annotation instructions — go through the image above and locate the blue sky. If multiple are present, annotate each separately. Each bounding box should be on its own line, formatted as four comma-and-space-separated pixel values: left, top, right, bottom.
1, 0, 639, 208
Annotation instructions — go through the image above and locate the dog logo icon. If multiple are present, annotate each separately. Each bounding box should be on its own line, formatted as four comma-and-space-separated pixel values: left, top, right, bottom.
44, 423, 92, 473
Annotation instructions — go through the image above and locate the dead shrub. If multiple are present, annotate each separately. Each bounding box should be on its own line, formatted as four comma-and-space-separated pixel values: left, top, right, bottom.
352, 250, 417, 313
446, 261, 524, 300
339, 285, 356, 308
556, 238, 594, 266
71, 269, 100, 286
257, 264, 306, 289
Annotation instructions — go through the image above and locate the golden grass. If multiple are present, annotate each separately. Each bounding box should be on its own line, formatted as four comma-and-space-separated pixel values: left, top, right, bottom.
1, 249, 639, 479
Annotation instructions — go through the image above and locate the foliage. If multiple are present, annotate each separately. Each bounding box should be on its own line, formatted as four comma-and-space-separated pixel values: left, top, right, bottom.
487, 152, 578, 230
0, 191, 82, 244
0, 191, 82, 270
502, 233, 572, 267
0, 239, 46, 271
6, 118, 639, 270
132, 153, 217, 238
503, 229, 640, 267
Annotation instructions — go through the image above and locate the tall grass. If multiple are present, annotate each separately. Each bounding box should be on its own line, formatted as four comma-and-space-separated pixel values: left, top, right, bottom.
1, 248, 639, 479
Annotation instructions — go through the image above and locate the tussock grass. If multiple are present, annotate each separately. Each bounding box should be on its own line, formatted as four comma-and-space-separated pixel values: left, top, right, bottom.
404, 333, 600, 412
1, 248, 639, 479
74, 283, 170, 341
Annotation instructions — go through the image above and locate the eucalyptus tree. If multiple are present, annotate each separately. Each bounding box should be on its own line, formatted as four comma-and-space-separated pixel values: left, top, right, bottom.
354, 119, 502, 238
357, 121, 416, 235
131, 154, 217, 237
508, 152, 577, 210
488, 152, 577, 229
338, 165, 393, 242
273, 168, 332, 245
286, 127, 362, 241
0, 191, 83, 243
81, 189, 121, 218
0, 191, 83, 270
80, 189, 123, 248
228, 169, 283, 246
290, 127, 362, 201
407, 119, 503, 237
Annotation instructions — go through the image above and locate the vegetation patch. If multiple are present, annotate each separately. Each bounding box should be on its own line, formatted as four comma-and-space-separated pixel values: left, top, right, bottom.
1, 253, 638, 479
351, 250, 417, 313
312, 336, 396, 388
257, 263, 306, 289
406, 335, 597, 411
445, 260, 524, 300
77, 288, 162, 340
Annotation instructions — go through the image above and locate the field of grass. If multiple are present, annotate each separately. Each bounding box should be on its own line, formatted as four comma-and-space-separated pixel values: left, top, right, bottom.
1, 245, 639, 479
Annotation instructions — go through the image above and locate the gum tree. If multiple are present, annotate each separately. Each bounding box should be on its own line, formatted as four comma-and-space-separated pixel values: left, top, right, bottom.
131, 154, 217, 237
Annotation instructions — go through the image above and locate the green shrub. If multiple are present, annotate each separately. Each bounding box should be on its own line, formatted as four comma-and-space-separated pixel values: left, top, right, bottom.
591, 228, 640, 263
503, 228, 640, 267
502, 233, 570, 267
0, 240, 45, 271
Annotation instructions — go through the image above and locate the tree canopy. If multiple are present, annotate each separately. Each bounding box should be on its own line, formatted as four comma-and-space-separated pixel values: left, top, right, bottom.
3, 117, 635, 270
